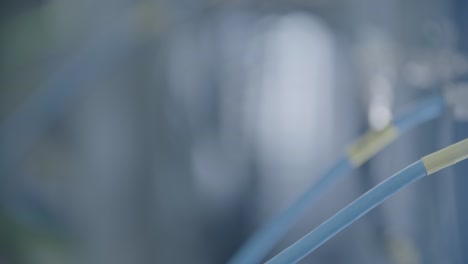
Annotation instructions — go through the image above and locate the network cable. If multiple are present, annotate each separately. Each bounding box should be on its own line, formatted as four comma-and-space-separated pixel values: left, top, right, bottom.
266, 138, 468, 264
228, 93, 445, 264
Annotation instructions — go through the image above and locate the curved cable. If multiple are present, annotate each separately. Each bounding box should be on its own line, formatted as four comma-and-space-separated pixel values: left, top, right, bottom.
228, 93, 445, 264
229, 158, 352, 264
266, 138, 468, 264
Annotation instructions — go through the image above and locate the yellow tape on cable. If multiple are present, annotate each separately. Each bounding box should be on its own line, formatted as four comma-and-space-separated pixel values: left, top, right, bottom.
422, 138, 468, 175
347, 125, 399, 167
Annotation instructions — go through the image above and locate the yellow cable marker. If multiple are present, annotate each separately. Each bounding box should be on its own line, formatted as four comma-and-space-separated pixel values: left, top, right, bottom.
422, 138, 468, 175
347, 125, 399, 167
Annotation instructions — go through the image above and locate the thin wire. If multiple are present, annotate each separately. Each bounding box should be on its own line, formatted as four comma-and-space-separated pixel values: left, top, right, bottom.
265, 161, 428, 264
228, 93, 445, 264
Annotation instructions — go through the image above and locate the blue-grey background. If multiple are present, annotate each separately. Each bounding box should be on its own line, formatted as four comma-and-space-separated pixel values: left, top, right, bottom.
1, 0, 467, 263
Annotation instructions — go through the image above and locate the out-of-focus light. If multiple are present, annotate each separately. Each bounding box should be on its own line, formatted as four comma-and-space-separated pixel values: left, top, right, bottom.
369, 103, 392, 131
445, 84, 468, 121
250, 13, 335, 210
354, 28, 395, 131
257, 13, 334, 168
368, 75, 393, 130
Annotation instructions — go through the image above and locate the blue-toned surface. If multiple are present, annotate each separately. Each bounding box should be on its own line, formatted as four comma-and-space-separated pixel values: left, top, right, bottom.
228, 158, 353, 264
393, 93, 445, 133
266, 161, 428, 264
230, 94, 445, 264
0, 15, 135, 171
453, 121, 468, 264
454, 0, 468, 261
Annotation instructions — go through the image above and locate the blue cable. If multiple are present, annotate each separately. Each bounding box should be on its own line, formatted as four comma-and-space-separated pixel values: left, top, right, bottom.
228, 159, 352, 264
265, 161, 428, 264
393, 94, 445, 132
228, 93, 445, 264
267, 137, 468, 263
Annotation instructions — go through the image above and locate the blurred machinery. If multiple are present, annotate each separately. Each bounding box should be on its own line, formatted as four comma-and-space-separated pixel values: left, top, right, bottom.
0, 0, 468, 264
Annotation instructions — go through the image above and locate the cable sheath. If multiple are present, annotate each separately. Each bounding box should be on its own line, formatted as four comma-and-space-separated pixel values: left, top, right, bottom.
422, 138, 468, 175
228, 159, 352, 264
229, 94, 445, 264
347, 125, 398, 167
267, 138, 468, 263
266, 161, 428, 264
393, 94, 445, 132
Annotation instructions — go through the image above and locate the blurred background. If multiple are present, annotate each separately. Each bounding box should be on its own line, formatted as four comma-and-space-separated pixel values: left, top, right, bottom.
1, 0, 468, 263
